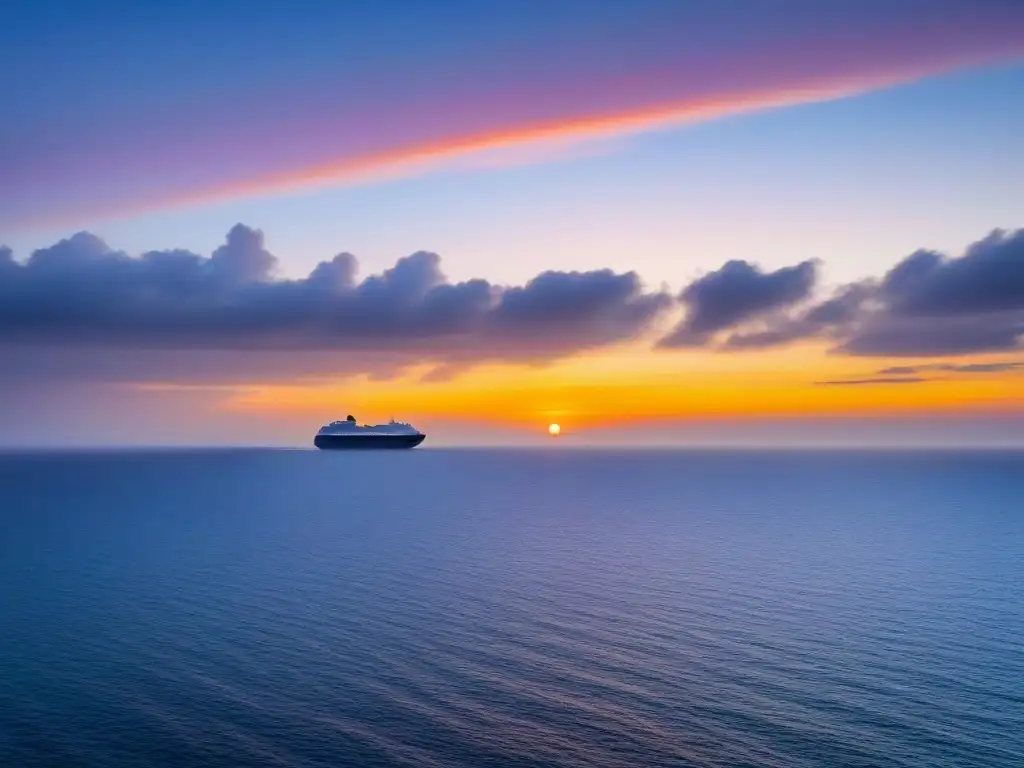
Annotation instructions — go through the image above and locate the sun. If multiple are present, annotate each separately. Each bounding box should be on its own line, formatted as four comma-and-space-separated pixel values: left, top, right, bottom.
548, 423, 561, 436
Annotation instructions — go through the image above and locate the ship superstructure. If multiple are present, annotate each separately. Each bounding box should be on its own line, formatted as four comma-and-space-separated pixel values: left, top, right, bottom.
314, 415, 425, 449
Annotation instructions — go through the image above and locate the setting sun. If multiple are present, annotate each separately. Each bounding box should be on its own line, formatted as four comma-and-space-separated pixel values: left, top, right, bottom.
548, 423, 561, 436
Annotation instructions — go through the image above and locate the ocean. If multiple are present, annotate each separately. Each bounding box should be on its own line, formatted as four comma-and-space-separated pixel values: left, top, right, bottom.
1, 448, 1021, 767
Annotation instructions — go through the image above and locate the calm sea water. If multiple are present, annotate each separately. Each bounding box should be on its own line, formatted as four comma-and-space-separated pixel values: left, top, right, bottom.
1, 448, 1022, 767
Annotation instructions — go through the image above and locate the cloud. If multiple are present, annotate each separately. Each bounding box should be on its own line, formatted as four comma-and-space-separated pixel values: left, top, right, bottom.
836, 229, 1024, 356
0, 225, 672, 382
838, 312, 1024, 357
665, 228, 1024, 357
878, 361, 1024, 375
816, 358, 1024, 387
722, 281, 874, 350
877, 230, 1024, 316
659, 259, 817, 347
5, 223, 1024, 390
6, 3, 1024, 229
815, 377, 929, 386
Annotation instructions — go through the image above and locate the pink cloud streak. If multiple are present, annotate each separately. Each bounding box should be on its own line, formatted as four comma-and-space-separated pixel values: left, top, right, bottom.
4, 12, 1024, 231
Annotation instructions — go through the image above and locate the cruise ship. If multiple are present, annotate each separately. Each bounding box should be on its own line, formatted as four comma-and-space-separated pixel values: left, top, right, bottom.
314, 415, 426, 450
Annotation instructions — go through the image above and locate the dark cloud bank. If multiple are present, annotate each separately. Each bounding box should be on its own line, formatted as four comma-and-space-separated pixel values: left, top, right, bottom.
0, 225, 672, 380
816, 360, 1024, 387
1, 225, 1022, 382
661, 227, 1024, 359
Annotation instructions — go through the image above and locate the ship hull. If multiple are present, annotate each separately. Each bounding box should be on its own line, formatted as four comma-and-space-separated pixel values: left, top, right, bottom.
314, 434, 425, 450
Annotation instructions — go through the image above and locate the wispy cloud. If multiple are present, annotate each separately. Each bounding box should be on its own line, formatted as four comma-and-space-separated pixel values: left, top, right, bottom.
815, 377, 930, 386
878, 361, 1024, 374
5, 3, 1024, 229
816, 359, 1024, 387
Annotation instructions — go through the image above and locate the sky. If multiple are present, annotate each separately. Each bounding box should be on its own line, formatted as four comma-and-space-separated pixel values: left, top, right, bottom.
2, 0, 1024, 447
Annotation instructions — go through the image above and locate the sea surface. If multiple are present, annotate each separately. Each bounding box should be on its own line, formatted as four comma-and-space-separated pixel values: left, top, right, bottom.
1, 448, 1022, 767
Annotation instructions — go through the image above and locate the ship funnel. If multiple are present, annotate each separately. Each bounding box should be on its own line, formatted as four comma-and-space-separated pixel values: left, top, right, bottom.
346, 414, 356, 422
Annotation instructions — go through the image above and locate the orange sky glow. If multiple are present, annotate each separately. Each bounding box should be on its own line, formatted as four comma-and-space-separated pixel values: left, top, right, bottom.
206, 344, 1023, 433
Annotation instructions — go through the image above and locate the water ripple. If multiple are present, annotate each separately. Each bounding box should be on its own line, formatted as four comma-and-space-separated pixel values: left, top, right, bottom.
1, 449, 1022, 767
